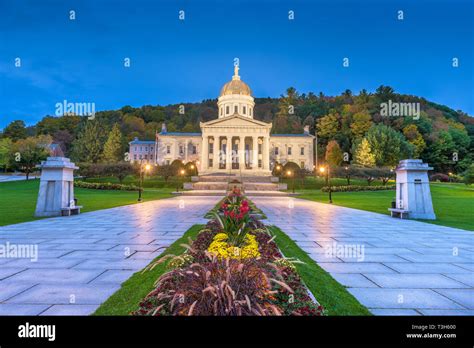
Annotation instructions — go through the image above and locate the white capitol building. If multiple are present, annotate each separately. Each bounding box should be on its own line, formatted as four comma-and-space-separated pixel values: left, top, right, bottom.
129, 66, 315, 175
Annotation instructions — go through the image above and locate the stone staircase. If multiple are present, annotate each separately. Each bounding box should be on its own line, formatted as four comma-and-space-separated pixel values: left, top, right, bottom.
179, 174, 296, 196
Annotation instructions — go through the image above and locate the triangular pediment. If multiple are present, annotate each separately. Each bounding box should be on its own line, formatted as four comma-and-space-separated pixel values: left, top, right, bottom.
201, 114, 272, 128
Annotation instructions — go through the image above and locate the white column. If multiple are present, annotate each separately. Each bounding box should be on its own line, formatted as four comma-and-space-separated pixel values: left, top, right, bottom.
252, 136, 258, 170
239, 136, 245, 170
184, 140, 188, 163
213, 136, 219, 170
201, 135, 208, 172
263, 136, 270, 170
226, 136, 231, 170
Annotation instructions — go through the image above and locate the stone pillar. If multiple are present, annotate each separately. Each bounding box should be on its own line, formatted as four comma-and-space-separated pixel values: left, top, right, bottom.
394, 159, 436, 220
226, 136, 232, 170
201, 135, 208, 172
238, 136, 245, 170
35, 157, 78, 217
213, 136, 219, 170
252, 136, 258, 170
263, 136, 270, 170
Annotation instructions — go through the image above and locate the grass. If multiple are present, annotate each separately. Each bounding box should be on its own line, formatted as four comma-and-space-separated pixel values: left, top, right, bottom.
281, 175, 392, 190
297, 183, 474, 231
269, 226, 371, 316
93, 224, 204, 315
94, 224, 370, 316
0, 179, 174, 226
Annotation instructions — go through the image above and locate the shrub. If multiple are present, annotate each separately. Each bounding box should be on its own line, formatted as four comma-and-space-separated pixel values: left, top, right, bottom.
321, 185, 395, 192
463, 164, 474, 185
430, 173, 449, 182
282, 162, 303, 179
103, 162, 136, 183
74, 181, 139, 191
184, 161, 198, 176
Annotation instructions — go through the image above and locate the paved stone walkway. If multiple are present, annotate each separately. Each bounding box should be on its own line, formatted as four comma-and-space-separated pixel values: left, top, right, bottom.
250, 196, 474, 316
0, 196, 219, 315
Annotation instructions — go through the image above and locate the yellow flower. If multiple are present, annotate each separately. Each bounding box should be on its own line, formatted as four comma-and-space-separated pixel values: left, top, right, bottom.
207, 233, 260, 260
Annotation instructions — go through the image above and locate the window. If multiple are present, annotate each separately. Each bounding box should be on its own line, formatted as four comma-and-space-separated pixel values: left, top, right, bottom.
134, 154, 137, 160
209, 159, 213, 167
134, 146, 137, 151
234, 105, 238, 113
243, 106, 246, 114
300, 161, 305, 168
250, 108, 252, 116
275, 147, 279, 155
287, 147, 292, 155
139, 155, 142, 159
192, 145, 197, 155
220, 107, 223, 116
226, 106, 230, 114
145, 154, 148, 160
140, 146, 142, 151
209, 142, 213, 154
179, 146, 184, 155
145, 146, 148, 151
300, 147, 305, 155
258, 144, 262, 155
258, 159, 262, 168
166, 145, 171, 154
151, 147, 154, 151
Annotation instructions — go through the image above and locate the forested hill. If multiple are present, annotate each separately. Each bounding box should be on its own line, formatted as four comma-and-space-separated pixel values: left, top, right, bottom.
1, 85, 473, 173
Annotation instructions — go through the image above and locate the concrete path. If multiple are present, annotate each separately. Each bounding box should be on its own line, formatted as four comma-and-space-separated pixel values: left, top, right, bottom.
250, 196, 474, 316
0, 175, 38, 182
0, 196, 220, 315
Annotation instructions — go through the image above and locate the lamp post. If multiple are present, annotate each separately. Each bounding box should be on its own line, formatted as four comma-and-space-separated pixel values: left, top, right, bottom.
319, 165, 332, 203
345, 166, 350, 185
177, 169, 185, 192
287, 170, 295, 194
138, 162, 151, 202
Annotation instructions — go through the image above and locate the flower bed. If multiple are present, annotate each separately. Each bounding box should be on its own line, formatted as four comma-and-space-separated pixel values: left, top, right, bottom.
74, 181, 139, 191
321, 185, 395, 192
204, 187, 266, 219
133, 189, 324, 316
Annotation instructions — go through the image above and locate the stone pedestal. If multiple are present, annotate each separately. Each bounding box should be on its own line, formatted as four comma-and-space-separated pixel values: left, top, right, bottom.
35, 157, 78, 217
394, 159, 436, 220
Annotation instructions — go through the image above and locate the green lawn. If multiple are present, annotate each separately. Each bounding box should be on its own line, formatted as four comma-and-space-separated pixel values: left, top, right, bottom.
94, 224, 205, 315
94, 224, 370, 316
297, 183, 474, 231
270, 226, 370, 316
0, 179, 174, 226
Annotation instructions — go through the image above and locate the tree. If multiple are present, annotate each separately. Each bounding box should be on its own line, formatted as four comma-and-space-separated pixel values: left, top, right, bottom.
463, 164, 474, 185
102, 124, 124, 162
316, 112, 340, 139
352, 138, 376, 167
0, 138, 13, 172
71, 120, 107, 163
157, 164, 174, 182
325, 140, 343, 167
350, 111, 373, 139
104, 162, 135, 183
10, 135, 52, 179
403, 124, 426, 158
366, 124, 413, 166
3, 120, 27, 141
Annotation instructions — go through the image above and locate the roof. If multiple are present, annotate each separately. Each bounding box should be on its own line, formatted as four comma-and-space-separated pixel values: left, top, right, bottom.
159, 132, 202, 137
271, 133, 312, 137
129, 140, 156, 144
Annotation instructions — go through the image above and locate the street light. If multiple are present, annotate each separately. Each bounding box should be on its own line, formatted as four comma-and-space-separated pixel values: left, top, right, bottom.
320, 165, 332, 203
287, 170, 295, 194
344, 166, 350, 185
177, 169, 186, 192
138, 162, 151, 202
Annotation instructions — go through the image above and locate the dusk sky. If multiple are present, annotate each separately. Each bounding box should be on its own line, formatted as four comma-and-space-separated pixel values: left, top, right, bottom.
1, 0, 473, 129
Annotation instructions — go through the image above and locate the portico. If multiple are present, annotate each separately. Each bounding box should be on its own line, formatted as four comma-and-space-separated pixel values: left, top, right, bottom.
199, 115, 272, 174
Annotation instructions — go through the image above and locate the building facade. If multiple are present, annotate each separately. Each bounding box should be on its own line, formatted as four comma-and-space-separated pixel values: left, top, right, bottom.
129, 66, 315, 174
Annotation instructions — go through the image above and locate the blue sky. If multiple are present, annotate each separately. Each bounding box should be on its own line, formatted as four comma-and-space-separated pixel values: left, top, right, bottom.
0, 0, 473, 129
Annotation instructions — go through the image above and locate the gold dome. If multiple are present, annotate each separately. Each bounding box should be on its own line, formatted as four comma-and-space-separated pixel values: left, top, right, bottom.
219, 66, 252, 97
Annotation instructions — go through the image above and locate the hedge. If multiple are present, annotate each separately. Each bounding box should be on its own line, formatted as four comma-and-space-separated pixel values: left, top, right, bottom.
321, 185, 395, 192
74, 181, 140, 191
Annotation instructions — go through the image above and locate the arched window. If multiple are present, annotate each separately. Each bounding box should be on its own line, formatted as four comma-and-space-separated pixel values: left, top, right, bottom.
243, 106, 246, 114
234, 105, 238, 113
226, 106, 230, 114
